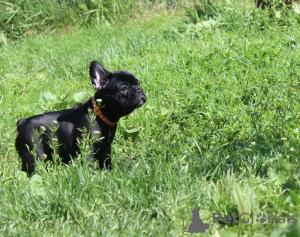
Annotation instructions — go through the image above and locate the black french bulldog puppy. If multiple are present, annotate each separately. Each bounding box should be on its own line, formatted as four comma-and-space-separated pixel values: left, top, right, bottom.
15, 61, 146, 174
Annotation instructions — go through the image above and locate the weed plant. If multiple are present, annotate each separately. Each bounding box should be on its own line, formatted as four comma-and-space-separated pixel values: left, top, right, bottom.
1, 0, 300, 236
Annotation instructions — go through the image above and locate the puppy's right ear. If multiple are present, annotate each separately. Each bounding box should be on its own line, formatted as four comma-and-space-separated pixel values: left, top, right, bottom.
89, 61, 109, 90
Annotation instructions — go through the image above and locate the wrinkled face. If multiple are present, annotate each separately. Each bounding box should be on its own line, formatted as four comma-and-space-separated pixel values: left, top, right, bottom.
101, 71, 147, 116
89, 61, 147, 117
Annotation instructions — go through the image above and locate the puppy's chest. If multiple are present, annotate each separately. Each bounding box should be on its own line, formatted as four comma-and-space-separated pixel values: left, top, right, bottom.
101, 129, 115, 146
92, 126, 116, 147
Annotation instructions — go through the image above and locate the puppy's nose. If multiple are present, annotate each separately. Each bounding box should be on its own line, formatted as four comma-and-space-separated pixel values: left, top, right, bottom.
139, 90, 147, 102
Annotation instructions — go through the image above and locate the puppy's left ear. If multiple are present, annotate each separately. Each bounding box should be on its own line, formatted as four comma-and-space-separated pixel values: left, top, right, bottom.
89, 61, 109, 90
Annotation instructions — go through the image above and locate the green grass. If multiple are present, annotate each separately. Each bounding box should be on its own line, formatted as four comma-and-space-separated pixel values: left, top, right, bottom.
1, 0, 300, 236
0, 0, 172, 42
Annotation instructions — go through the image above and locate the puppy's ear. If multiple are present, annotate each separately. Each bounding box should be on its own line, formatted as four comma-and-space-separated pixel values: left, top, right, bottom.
89, 61, 109, 90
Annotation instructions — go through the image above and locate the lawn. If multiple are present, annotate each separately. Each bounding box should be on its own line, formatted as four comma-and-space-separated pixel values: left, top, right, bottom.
1, 0, 300, 236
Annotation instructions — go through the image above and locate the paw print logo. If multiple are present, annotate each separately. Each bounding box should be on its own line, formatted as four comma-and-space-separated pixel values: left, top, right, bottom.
256, 213, 266, 223
179, 209, 209, 235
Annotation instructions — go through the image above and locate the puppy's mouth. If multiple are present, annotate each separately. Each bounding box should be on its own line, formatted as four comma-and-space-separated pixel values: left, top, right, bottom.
136, 95, 147, 108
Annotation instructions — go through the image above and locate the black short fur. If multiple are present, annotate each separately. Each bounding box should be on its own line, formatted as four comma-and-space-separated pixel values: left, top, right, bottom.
15, 61, 146, 174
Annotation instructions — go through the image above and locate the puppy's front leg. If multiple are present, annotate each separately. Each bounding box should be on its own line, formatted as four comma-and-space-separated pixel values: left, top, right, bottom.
94, 145, 112, 170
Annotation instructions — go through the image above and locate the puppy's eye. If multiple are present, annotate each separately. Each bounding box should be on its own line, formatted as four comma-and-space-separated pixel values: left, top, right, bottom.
121, 85, 128, 91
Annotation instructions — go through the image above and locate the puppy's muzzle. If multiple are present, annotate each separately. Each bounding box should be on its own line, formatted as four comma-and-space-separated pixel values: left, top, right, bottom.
137, 90, 147, 107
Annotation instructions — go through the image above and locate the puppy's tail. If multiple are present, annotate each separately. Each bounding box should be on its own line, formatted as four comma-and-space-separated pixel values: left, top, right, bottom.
17, 118, 27, 131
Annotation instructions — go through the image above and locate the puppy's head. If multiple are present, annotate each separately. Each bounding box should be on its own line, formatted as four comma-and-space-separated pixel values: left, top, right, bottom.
89, 61, 146, 117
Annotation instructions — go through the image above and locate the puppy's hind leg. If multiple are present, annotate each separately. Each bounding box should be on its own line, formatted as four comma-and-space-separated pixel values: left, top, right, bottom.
20, 150, 36, 175
19, 147, 51, 175
16, 135, 47, 175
